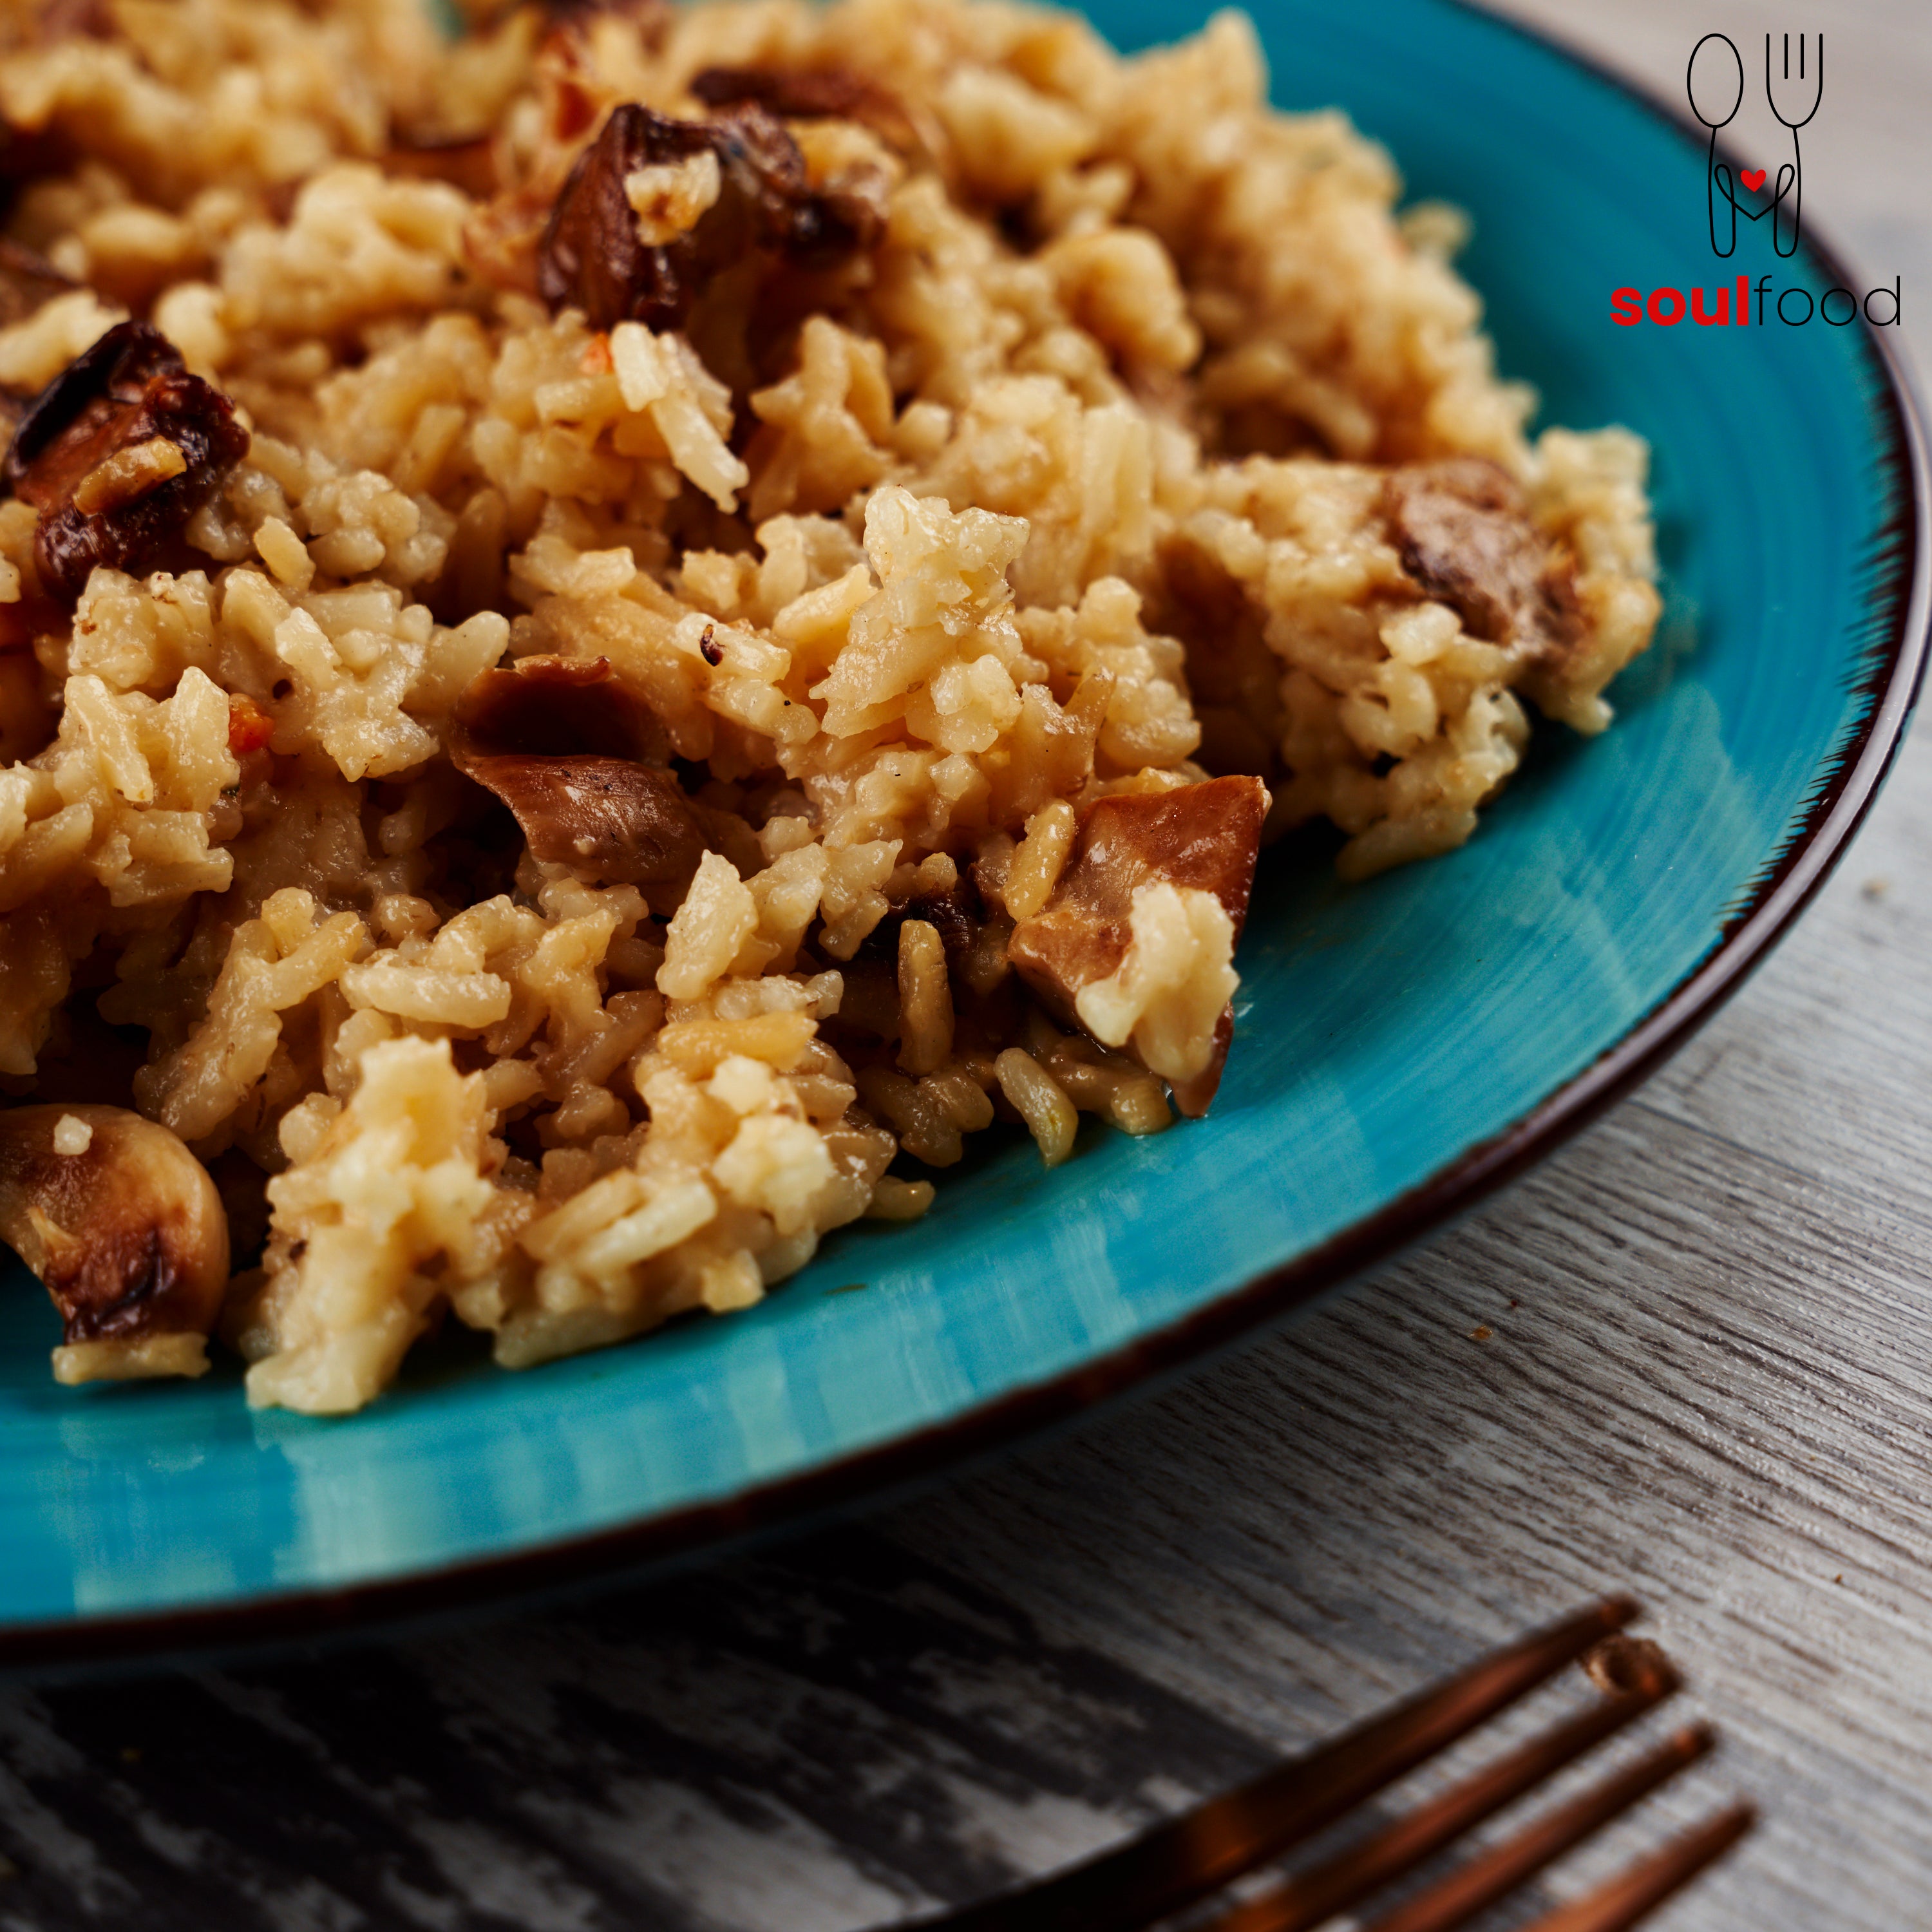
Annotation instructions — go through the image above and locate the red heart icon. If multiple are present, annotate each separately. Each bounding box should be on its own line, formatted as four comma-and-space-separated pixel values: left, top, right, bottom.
1740, 168, 1768, 193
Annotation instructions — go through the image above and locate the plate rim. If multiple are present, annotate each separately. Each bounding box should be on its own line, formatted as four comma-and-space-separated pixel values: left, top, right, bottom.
4, 0, 1927, 1671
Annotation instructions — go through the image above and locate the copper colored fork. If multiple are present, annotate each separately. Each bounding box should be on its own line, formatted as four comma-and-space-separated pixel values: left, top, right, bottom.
916, 1598, 1753, 1932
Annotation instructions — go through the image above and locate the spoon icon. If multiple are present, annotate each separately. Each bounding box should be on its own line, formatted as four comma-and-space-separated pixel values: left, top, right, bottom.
1686, 32, 1745, 258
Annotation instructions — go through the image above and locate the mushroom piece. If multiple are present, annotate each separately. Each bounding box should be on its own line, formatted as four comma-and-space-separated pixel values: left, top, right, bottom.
1382, 457, 1581, 665
1007, 775, 1269, 1117
0, 241, 77, 448
6, 0, 115, 46
536, 99, 884, 332
3, 319, 250, 605
0, 122, 64, 197
0, 1103, 229, 1383
689, 64, 922, 155
0, 236, 75, 328
382, 131, 500, 200
449, 654, 714, 892
857, 870, 988, 983
542, 0, 670, 30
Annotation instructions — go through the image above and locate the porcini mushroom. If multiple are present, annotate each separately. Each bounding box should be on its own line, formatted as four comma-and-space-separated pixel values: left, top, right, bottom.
689, 64, 922, 155
0, 1104, 229, 1383
1382, 458, 1581, 666
449, 654, 715, 893
3, 319, 250, 605
537, 100, 883, 333
1008, 775, 1270, 1116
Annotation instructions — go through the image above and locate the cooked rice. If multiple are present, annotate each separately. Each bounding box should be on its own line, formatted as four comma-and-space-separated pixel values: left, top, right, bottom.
0, 0, 1658, 1412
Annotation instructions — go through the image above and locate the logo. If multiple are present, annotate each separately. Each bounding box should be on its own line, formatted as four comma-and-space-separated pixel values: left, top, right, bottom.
1687, 32, 1820, 258
1607, 28, 1898, 332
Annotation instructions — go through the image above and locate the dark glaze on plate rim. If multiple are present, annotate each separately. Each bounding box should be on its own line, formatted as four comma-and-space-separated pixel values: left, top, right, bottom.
2, 0, 1926, 1672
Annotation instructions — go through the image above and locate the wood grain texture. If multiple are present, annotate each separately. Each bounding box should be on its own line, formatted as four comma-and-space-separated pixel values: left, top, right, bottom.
1, 1, 1927, 1926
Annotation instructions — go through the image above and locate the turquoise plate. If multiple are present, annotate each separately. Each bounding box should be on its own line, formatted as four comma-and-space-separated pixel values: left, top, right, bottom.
1, 0, 1924, 1665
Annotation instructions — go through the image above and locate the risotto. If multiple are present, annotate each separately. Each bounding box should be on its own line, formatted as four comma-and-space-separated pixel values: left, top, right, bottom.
0, 0, 1658, 1412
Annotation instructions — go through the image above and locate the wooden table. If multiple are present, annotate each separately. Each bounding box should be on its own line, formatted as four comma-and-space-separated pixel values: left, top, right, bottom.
1, 3, 1927, 1926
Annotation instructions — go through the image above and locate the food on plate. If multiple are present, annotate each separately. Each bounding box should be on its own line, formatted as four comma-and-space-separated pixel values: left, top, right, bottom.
0, 0, 1660, 1412
0, 1101, 229, 1383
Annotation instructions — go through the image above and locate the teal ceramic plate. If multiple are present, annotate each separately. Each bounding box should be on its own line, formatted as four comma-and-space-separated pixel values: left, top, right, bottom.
1, 0, 1924, 1666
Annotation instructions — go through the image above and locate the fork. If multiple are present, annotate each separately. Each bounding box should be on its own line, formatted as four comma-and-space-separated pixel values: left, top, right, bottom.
1764, 32, 1823, 258
916, 1598, 1753, 1932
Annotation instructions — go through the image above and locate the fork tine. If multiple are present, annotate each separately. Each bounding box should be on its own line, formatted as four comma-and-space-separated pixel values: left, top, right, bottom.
917, 1596, 1640, 1932
1514, 1804, 1757, 1932
1356, 1725, 1715, 1932
1195, 1662, 1681, 1932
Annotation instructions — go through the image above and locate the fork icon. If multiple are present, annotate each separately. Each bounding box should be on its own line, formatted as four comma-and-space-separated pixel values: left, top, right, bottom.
1765, 32, 1823, 258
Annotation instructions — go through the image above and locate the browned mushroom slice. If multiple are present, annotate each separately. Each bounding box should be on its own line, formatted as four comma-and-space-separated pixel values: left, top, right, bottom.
3, 319, 250, 605
689, 64, 920, 152
0, 1103, 229, 1383
0, 570, 62, 760
0, 242, 76, 445
0, 636, 53, 761
13, 0, 115, 43
0, 90, 79, 196
536, 100, 883, 332
538, 104, 724, 332
383, 131, 500, 200
451, 652, 670, 762
1008, 775, 1269, 1117
0, 236, 76, 327
449, 654, 711, 889
1383, 457, 1581, 663
858, 870, 983, 971
542, 0, 670, 32
0, 580, 62, 650
464, 755, 710, 886
902, 874, 982, 971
